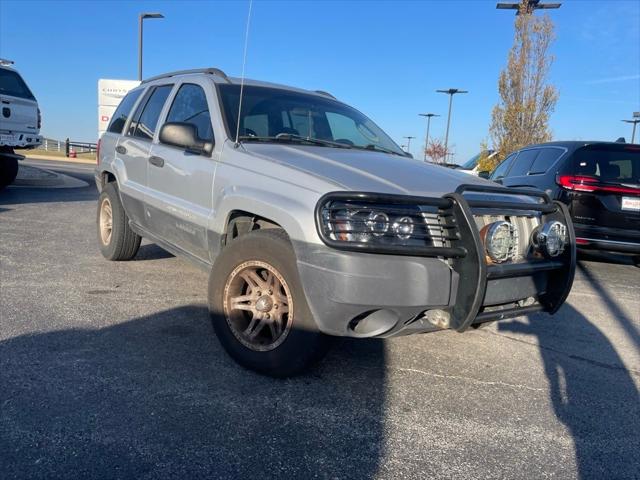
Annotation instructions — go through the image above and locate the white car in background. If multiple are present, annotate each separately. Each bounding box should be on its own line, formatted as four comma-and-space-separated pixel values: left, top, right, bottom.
0, 59, 42, 189
458, 150, 497, 176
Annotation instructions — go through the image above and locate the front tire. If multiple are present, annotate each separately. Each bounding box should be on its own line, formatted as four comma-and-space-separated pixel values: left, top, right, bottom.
97, 183, 141, 260
0, 155, 19, 190
209, 229, 332, 377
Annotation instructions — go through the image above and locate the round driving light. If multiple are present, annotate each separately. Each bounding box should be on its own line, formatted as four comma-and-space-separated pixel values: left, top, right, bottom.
536, 221, 567, 257
366, 211, 390, 237
392, 216, 414, 239
483, 221, 516, 263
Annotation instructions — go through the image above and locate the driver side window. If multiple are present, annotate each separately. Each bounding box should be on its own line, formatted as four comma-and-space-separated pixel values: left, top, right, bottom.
165, 84, 214, 143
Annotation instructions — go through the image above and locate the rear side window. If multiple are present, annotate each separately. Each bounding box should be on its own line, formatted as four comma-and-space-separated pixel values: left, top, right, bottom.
0, 68, 35, 100
574, 146, 640, 183
165, 84, 214, 142
490, 153, 516, 180
107, 89, 143, 134
507, 149, 538, 177
129, 85, 173, 141
529, 148, 563, 175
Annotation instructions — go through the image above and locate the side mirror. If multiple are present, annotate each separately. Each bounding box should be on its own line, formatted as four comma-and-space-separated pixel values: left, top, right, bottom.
478, 171, 490, 179
159, 122, 213, 156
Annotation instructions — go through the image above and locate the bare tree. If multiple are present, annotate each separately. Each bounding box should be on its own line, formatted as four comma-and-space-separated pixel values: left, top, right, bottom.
488, 0, 558, 168
425, 138, 449, 164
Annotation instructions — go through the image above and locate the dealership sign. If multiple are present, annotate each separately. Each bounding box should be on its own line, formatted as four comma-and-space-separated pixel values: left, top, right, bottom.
98, 79, 140, 137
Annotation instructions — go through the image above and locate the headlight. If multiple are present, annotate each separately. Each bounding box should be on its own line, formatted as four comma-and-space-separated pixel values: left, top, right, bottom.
316, 193, 456, 256
481, 220, 518, 263
535, 221, 567, 257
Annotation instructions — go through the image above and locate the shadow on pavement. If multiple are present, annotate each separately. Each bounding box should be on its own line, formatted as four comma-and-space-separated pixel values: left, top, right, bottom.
576, 261, 640, 354
135, 243, 175, 261
499, 305, 640, 479
0, 305, 387, 478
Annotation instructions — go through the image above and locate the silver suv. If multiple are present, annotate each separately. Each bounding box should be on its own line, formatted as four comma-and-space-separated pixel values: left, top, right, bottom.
95, 68, 576, 377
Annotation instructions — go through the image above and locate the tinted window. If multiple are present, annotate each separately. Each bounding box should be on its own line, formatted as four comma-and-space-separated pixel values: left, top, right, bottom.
107, 89, 143, 134
529, 148, 563, 175
165, 84, 214, 142
0, 68, 35, 100
490, 153, 516, 180
574, 146, 640, 183
507, 149, 538, 177
130, 85, 172, 141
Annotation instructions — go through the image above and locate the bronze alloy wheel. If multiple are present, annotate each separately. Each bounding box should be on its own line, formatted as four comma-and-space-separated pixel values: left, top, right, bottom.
99, 197, 113, 246
223, 260, 294, 351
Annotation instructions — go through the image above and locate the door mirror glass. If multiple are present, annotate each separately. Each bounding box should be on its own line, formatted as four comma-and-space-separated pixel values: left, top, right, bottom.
159, 122, 213, 156
478, 171, 490, 179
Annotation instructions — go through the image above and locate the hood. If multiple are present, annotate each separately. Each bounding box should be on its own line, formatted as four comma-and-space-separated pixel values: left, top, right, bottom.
242, 143, 498, 197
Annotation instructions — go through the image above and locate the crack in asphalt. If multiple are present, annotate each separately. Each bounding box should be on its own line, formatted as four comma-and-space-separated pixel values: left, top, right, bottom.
392, 367, 546, 392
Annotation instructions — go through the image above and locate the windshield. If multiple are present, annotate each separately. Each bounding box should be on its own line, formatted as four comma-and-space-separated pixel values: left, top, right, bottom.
218, 84, 406, 156
461, 153, 481, 169
573, 145, 640, 185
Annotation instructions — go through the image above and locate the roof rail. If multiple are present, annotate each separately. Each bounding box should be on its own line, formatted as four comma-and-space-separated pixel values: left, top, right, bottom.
0, 58, 15, 66
142, 68, 231, 84
315, 90, 336, 99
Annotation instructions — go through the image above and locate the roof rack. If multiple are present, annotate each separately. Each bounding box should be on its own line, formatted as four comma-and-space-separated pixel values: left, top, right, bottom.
315, 90, 336, 99
142, 67, 231, 84
0, 58, 15, 66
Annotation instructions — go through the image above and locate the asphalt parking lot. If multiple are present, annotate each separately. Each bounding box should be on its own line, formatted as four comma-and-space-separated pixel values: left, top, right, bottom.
1, 159, 639, 479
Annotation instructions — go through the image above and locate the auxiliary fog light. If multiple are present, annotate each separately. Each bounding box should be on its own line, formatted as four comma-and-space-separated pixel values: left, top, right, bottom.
535, 221, 567, 257
481, 220, 517, 263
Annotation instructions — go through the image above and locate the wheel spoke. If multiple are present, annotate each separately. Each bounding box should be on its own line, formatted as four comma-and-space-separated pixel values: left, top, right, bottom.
244, 313, 266, 339
230, 294, 255, 304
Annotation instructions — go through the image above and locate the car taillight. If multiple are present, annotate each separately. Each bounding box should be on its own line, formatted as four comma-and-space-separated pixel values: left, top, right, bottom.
96, 139, 101, 164
556, 175, 640, 196
37, 108, 41, 129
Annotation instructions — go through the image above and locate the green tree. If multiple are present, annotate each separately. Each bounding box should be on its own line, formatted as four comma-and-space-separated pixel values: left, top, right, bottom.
488, 0, 558, 169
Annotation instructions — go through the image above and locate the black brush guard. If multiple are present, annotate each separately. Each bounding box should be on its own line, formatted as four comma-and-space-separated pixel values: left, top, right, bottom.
315, 184, 576, 332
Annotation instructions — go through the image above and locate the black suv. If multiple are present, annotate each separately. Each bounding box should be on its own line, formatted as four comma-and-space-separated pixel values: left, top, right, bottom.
490, 141, 640, 258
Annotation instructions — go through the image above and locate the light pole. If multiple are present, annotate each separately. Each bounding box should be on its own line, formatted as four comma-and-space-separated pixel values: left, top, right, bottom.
622, 112, 640, 144
138, 12, 164, 81
403, 136, 416, 155
496, 0, 561, 14
436, 88, 468, 162
418, 113, 440, 162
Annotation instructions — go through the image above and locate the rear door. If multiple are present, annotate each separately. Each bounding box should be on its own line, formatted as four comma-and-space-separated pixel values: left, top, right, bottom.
116, 84, 173, 228
146, 80, 218, 262
561, 144, 640, 236
0, 67, 38, 136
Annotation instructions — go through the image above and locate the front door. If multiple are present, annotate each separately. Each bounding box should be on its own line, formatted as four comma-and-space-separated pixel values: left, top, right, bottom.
146, 81, 218, 262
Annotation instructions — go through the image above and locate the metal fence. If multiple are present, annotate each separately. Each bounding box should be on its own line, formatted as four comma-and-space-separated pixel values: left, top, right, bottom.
33, 137, 96, 155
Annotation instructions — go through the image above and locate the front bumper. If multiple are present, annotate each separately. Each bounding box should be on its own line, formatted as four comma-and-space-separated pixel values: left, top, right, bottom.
297, 184, 576, 338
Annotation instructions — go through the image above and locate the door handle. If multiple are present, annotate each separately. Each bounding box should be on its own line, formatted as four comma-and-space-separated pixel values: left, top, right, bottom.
115, 145, 127, 154
149, 155, 165, 167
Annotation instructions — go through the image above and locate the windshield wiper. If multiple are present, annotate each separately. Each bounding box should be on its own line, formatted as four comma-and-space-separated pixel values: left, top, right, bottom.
351, 144, 406, 157
238, 133, 352, 149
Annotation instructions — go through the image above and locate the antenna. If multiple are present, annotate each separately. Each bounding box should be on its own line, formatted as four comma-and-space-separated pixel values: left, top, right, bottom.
234, 0, 254, 147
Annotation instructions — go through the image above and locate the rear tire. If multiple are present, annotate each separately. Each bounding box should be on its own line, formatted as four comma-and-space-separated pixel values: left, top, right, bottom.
0, 155, 19, 190
97, 183, 141, 261
209, 229, 332, 377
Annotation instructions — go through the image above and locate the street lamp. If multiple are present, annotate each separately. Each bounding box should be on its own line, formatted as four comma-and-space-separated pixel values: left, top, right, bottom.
622, 112, 640, 144
436, 88, 468, 162
418, 113, 440, 162
403, 136, 416, 154
496, 0, 561, 14
138, 12, 164, 81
